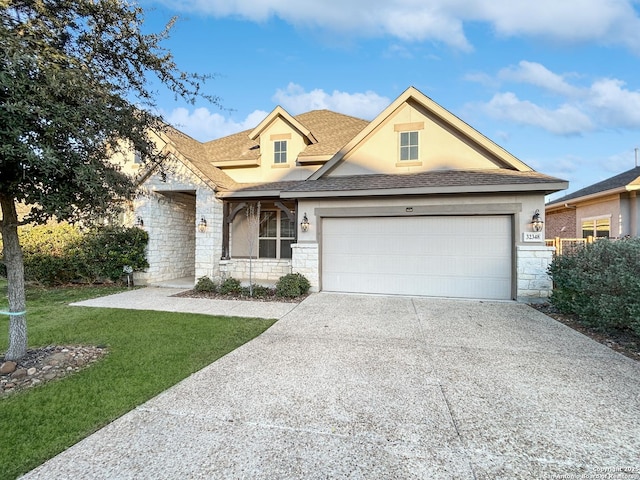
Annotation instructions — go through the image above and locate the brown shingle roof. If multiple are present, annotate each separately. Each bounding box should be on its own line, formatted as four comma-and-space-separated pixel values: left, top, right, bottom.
163, 127, 238, 191
201, 110, 368, 165
294, 110, 368, 158
227, 169, 565, 196
286, 169, 564, 193
203, 130, 260, 162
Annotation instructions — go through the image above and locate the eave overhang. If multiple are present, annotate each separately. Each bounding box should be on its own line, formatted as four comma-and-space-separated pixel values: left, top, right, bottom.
281, 181, 569, 199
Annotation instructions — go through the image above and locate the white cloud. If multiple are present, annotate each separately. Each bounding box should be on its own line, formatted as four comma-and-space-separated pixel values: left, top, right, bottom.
272, 83, 390, 119
469, 0, 640, 50
159, 0, 640, 52
161, 84, 390, 140
498, 61, 581, 97
472, 62, 640, 135
587, 78, 640, 128
163, 107, 268, 141
479, 92, 594, 135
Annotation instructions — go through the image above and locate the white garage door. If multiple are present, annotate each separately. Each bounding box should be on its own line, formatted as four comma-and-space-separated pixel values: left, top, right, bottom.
322, 215, 512, 300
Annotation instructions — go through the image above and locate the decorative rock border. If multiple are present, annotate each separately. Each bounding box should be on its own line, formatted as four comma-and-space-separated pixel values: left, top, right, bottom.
1, 345, 108, 396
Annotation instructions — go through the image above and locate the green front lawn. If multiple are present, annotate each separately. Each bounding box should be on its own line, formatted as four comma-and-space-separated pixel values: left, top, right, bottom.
0, 280, 275, 480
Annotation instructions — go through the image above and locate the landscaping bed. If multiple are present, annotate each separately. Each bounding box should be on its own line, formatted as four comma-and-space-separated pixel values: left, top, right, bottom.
531, 303, 640, 362
1, 345, 107, 397
173, 288, 308, 303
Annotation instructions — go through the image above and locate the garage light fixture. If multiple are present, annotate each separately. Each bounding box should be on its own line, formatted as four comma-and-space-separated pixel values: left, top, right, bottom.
530, 209, 544, 232
134, 216, 144, 228
198, 217, 207, 233
300, 213, 310, 232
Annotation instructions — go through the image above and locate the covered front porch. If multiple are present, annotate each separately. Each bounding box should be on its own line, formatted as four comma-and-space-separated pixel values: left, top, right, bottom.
217, 199, 298, 285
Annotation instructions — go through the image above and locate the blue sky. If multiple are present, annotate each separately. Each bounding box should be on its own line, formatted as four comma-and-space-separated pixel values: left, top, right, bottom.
139, 0, 640, 200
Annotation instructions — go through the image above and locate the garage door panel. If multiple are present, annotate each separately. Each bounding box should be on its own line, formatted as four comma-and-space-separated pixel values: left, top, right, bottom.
322, 216, 512, 300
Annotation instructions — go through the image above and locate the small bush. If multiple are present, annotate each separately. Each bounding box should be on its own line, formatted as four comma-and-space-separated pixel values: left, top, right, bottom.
195, 276, 217, 292
549, 237, 640, 335
219, 277, 243, 295
250, 284, 272, 298
276, 273, 311, 298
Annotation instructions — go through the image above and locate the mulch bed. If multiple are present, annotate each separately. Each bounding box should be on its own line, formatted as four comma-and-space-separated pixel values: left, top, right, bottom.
530, 303, 640, 362
173, 289, 308, 304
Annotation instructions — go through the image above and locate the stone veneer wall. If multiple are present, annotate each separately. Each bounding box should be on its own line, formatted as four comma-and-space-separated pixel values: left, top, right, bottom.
133, 154, 222, 285
291, 243, 319, 292
135, 193, 196, 284
516, 245, 555, 302
195, 190, 223, 281
219, 258, 292, 284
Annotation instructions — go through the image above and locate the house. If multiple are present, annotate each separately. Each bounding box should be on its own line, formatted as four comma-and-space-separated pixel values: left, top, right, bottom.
545, 166, 640, 240
128, 87, 567, 301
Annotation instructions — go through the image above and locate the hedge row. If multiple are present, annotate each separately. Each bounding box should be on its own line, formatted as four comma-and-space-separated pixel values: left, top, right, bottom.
0, 223, 148, 285
548, 237, 640, 335
195, 272, 311, 298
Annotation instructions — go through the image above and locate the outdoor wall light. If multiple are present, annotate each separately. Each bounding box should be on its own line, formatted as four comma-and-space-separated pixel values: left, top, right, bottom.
198, 217, 207, 233
134, 216, 144, 228
530, 209, 544, 232
300, 213, 310, 232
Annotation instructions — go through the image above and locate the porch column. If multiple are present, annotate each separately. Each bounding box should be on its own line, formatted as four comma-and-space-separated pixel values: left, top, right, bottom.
221, 202, 230, 260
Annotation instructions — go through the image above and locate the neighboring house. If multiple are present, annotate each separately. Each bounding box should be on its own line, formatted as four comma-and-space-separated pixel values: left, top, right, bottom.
128, 87, 567, 301
545, 166, 640, 240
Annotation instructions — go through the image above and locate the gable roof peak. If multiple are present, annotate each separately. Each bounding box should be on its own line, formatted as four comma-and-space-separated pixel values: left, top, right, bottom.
309, 86, 533, 180
249, 105, 318, 144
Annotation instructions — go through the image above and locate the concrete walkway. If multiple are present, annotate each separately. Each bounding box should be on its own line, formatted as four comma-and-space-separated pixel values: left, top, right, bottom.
69, 286, 298, 319
22, 290, 640, 479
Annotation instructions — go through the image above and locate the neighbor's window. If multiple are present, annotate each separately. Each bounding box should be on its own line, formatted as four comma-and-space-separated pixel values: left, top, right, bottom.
259, 210, 295, 259
274, 140, 287, 164
399, 131, 419, 161
582, 217, 610, 238
134, 150, 142, 164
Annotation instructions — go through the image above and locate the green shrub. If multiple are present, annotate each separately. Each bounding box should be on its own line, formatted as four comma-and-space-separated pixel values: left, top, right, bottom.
242, 283, 272, 298
549, 238, 640, 335
195, 276, 217, 292
249, 284, 272, 298
219, 277, 243, 295
276, 273, 311, 298
76, 226, 149, 282
1, 223, 149, 285
19, 223, 83, 285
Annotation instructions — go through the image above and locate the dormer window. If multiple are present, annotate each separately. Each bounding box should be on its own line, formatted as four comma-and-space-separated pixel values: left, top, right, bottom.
399, 131, 419, 161
274, 140, 287, 164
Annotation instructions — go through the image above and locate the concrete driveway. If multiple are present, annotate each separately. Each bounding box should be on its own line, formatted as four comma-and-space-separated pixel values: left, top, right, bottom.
23, 293, 640, 479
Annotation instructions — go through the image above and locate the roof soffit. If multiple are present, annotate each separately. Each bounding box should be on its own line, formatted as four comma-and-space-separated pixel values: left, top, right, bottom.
309, 86, 533, 180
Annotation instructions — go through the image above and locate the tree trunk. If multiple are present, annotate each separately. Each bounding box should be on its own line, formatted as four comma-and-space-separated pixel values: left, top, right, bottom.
0, 195, 27, 361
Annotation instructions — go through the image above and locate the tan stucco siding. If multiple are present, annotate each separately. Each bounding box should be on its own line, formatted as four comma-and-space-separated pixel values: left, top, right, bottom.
109, 130, 168, 178
223, 118, 319, 183
330, 103, 502, 176
296, 193, 545, 247
575, 196, 621, 237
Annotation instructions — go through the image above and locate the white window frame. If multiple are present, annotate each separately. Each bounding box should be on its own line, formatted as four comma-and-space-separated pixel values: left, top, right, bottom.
399, 131, 419, 161
274, 140, 287, 164
258, 210, 295, 259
